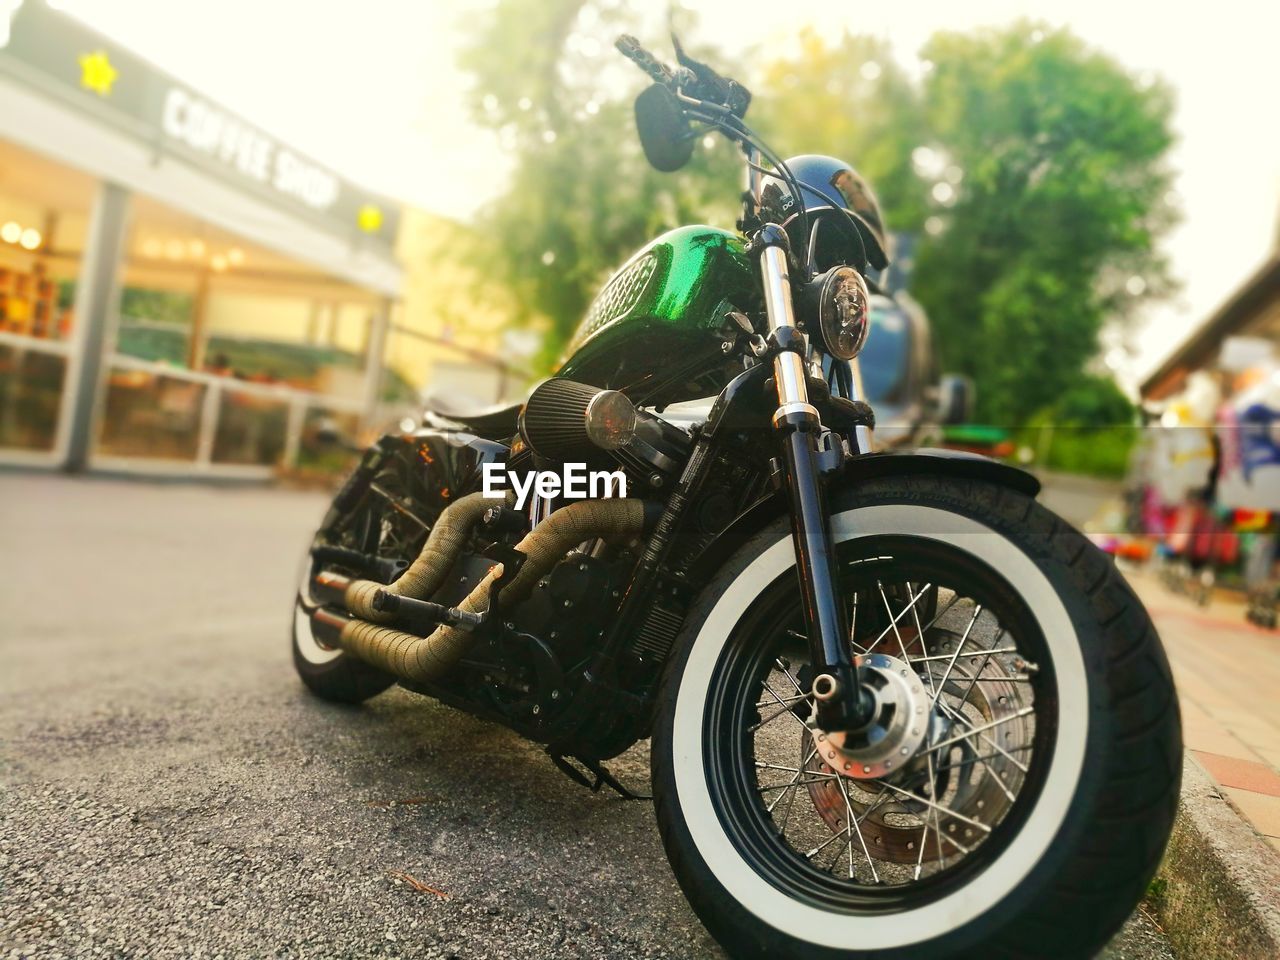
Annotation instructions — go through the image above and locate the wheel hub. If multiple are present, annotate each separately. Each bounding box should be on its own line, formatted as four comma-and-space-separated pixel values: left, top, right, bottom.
808, 653, 931, 780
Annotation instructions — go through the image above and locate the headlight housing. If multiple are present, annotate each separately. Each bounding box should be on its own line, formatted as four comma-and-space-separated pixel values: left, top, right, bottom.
808, 266, 871, 360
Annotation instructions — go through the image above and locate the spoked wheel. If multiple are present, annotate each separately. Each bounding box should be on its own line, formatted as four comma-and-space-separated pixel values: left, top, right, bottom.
720, 544, 1048, 903
652, 477, 1180, 960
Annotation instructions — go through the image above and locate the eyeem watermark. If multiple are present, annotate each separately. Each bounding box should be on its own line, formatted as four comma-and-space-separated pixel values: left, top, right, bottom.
482, 462, 627, 510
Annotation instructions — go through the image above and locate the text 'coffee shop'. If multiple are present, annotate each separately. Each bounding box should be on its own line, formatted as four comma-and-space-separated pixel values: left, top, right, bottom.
0, 1, 403, 477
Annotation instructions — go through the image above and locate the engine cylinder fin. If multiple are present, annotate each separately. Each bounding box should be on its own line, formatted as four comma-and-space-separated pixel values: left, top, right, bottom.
630, 601, 685, 662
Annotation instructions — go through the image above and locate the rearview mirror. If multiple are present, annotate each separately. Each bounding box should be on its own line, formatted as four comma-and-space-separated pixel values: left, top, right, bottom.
634, 83, 694, 172
937, 374, 974, 425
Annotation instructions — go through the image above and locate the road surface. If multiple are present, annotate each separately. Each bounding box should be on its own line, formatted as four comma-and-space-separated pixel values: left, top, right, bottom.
0, 474, 1173, 959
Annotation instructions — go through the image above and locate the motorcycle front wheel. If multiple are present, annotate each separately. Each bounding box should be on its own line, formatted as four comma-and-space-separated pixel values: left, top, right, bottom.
652, 475, 1180, 960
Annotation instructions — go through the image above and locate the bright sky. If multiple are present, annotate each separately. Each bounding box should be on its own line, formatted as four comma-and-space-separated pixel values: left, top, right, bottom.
56, 0, 1280, 387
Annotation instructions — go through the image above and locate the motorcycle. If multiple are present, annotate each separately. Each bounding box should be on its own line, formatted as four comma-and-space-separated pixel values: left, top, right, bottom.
292, 34, 1181, 960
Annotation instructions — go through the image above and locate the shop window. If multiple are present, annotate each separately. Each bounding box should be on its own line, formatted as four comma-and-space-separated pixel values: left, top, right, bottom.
0, 139, 95, 345
97, 368, 206, 461
0, 344, 66, 451
116, 288, 195, 365
210, 389, 288, 467
117, 195, 378, 401
0, 138, 95, 457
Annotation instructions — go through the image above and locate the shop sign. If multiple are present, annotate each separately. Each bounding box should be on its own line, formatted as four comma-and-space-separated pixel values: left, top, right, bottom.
160, 86, 340, 212
0, 1, 398, 244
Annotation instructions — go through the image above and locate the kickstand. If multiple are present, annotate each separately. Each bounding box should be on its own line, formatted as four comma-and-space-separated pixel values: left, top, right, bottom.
546, 749, 652, 801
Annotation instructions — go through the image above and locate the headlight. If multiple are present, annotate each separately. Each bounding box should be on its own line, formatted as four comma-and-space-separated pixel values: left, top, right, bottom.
812, 266, 871, 360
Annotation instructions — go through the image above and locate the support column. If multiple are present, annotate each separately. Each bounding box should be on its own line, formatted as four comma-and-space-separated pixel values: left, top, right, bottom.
360, 298, 391, 425
305, 300, 323, 344
62, 182, 130, 473
187, 267, 210, 372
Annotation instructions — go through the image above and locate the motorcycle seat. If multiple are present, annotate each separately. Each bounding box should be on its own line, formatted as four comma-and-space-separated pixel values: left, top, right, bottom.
423, 396, 523, 441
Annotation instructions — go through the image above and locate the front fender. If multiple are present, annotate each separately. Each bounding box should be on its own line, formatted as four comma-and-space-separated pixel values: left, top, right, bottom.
840, 448, 1040, 498
683, 449, 1039, 583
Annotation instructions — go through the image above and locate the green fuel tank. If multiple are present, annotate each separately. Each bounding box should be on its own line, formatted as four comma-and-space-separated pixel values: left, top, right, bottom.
555, 225, 758, 404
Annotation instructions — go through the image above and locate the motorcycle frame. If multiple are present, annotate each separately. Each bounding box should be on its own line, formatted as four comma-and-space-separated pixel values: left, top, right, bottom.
313, 36, 1048, 769
332, 387, 1037, 759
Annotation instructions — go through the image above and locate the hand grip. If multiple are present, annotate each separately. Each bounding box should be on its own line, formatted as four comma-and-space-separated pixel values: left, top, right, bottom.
615, 34, 674, 85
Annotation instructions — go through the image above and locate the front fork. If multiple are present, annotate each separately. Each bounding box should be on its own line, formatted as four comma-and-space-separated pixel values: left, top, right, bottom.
756, 226, 873, 730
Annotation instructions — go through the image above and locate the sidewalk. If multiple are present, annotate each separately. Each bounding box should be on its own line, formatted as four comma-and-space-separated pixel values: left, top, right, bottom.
1126, 569, 1280, 854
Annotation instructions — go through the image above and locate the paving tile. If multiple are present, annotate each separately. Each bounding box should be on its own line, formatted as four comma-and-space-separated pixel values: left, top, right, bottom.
1124, 571, 1280, 843
1222, 786, 1280, 838
1193, 751, 1280, 797
1213, 709, 1280, 736
1129, 573, 1280, 753
1258, 750, 1280, 773
1236, 728, 1280, 757
1181, 707, 1264, 761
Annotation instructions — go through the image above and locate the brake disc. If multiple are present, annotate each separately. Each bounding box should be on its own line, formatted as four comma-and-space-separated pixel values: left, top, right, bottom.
804, 629, 1033, 865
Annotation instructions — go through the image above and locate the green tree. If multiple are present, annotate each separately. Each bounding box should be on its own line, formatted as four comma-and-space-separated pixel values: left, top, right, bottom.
458, 1, 742, 367
751, 29, 929, 234
911, 23, 1175, 424
1020, 374, 1138, 477
456, 12, 1174, 414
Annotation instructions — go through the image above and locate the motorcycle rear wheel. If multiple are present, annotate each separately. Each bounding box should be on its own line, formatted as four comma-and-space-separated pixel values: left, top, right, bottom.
651, 475, 1180, 959
291, 556, 395, 704
291, 468, 414, 705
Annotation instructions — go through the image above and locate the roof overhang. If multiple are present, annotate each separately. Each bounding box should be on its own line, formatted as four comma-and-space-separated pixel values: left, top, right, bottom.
0, 2, 402, 297
1140, 254, 1280, 402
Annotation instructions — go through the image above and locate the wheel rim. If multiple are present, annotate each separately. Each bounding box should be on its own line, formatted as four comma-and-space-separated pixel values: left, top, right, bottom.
294, 555, 342, 664
669, 505, 1088, 948
704, 535, 1056, 913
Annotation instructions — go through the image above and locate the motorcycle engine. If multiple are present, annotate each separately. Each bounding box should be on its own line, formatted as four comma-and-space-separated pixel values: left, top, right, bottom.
432, 536, 635, 730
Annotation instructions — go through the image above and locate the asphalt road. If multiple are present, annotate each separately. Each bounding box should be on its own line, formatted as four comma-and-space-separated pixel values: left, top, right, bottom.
0, 473, 1175, 959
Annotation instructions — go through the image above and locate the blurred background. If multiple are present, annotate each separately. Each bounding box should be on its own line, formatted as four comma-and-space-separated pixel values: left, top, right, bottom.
0, 0, 1277, 601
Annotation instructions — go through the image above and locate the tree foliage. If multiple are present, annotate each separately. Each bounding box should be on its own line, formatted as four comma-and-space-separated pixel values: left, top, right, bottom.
750, 30, 929, 234
1019, 374, 1138, 478
910, 23, 1175, 423
455, 12, 1176, 420
458, 0, 741, 367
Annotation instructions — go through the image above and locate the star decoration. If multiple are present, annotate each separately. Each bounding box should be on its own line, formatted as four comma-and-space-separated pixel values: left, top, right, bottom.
357, 204, 384, 233
79, 49, 117, 97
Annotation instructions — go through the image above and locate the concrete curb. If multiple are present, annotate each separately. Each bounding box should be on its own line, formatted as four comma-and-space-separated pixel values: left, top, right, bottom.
1151, 754, 1280, 959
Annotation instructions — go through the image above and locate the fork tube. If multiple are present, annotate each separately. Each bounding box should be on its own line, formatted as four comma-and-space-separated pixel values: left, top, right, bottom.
757, 227, 870, 729
846, 357, 875, 454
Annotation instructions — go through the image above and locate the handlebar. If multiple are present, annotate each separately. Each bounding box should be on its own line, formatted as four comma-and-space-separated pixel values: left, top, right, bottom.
615, 33, 751, 119
615, 35, 677, 86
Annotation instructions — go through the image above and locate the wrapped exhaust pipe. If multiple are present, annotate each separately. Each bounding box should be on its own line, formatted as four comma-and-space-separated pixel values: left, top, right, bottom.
316, 497, 646, 683
342, 490, 514, 623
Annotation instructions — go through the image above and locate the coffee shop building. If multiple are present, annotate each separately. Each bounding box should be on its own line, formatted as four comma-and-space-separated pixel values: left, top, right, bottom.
0, 1, 407, 477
